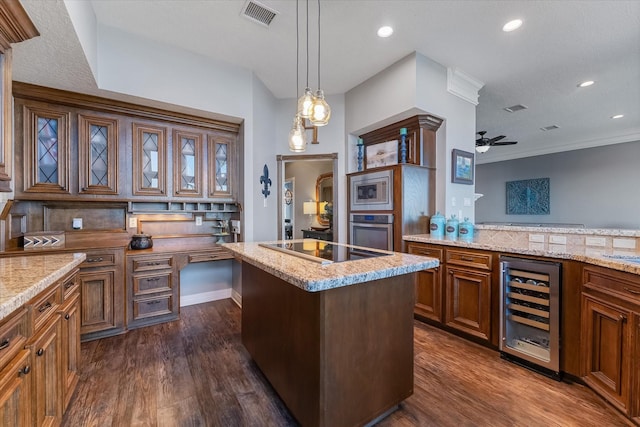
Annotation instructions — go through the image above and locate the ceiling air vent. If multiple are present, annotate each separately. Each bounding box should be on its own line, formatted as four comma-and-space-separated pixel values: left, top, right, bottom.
503, 104, 528, 113
540, 125, 561, 131
241, 0, 278, 27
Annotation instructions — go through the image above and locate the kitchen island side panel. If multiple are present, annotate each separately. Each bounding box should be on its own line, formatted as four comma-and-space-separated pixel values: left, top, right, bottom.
241, 262, 415, 427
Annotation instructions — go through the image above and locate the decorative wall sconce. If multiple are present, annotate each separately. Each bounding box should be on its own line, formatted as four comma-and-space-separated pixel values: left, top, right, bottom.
260, 164, 272, 206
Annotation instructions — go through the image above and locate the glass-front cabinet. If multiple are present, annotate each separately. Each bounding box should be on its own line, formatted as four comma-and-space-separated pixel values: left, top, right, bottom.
173, 130, 202, 197
24, 105, 70, 194
78, 115, 119, 194
208, 132, 234, 199
132, 123, 166, 196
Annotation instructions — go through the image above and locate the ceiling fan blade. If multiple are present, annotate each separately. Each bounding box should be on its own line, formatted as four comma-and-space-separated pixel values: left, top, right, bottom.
475, 137, 485, 143
492, 141, 518, 146
487, 135, 506, 143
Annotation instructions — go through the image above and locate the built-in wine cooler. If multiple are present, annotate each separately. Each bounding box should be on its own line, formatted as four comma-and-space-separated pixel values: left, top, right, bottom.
500, 256, 562, 378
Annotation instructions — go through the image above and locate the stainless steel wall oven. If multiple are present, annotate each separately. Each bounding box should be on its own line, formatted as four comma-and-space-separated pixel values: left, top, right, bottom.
349, 214, 394, 251
500, 256, 562, 379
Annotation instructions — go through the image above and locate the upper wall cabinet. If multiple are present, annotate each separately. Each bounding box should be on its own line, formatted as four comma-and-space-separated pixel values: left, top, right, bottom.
78, 114, 119, 195
12, 83, 240, 205
132, 123, 167, 196
23, 104, 70, 194
0, 2, 39, 192
173, 129, 202, 197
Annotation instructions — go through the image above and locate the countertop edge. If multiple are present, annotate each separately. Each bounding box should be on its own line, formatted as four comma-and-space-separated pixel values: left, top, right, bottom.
403, 234, 640, 275
0, 253, 87, 321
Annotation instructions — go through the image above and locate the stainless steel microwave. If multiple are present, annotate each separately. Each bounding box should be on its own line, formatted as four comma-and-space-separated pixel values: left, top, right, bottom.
349, 169, 393, 212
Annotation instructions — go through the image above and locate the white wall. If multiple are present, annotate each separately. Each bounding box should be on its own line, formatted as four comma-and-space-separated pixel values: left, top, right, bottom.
63, 0, 99, 80
476, 140, 640, 229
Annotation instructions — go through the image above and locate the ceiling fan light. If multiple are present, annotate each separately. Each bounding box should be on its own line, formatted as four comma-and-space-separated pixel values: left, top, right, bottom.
578, 80, 595, 88
309, 89, 331, 126
297, 87, 314, 118
502, 19, 523, 32
288, 115, 307, 152
475, 145, 490, 154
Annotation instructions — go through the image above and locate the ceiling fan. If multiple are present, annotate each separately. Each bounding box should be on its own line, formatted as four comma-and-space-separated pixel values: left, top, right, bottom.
475, 131, 518, 153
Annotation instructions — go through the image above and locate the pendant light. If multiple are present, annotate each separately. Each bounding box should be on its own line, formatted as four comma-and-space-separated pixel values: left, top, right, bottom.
296, 0, 313, 118
289, 0, 307, 152
309, 0, 330, 127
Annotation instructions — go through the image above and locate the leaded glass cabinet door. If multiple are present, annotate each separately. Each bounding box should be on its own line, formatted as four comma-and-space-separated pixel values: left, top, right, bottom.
173, 130, 202, 197
132, 123, 166, 196
208, 132, 234, 199
78, 115, 119, 194
24, 105, 70, 194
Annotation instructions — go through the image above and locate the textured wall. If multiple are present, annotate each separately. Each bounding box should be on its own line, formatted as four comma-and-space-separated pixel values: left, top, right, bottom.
475, 141, 640, 229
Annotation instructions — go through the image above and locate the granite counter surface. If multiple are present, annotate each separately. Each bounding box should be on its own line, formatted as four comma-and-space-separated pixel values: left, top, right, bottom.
222, 240, 438, 292
404, 234, 640, 275
0, 253, 86, 321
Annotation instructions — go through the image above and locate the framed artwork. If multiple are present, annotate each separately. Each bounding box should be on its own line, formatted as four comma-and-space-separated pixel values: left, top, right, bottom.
365, 140, 398, 169
451, 149, 474, 184
506, 178, 550, 215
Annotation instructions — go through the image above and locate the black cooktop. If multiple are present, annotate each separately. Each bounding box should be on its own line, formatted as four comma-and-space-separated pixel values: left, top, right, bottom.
260, 241, 391, 264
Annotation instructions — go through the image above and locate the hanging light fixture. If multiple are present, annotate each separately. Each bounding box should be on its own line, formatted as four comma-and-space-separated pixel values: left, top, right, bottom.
309, 0, 330, 126
289, 0, 308, 152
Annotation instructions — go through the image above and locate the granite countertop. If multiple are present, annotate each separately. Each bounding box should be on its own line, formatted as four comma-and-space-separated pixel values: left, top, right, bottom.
403, 233, 640, 276
0, 253, 86, 321
222, 240, 438, 292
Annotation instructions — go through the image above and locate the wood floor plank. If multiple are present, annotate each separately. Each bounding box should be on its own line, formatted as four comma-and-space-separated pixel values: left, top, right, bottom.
63, 299, 634, 427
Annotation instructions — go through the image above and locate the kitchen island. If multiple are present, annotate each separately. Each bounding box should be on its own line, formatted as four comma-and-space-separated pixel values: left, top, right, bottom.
223, 240, 438, 427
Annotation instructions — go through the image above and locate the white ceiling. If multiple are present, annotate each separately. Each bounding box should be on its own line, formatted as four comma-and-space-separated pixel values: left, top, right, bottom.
12, 0, 640, 163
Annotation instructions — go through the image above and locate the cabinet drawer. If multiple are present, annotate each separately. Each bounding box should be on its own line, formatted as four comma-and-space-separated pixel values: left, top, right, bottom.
28, 284, 62, 333
446, 249, 492, 270
61, 271, 79, 301
188, 249, 232, 263
0, 308, 29, 369
131, 256, 173, 272
133, 272, 173, 296
81, 252, 116, 268
584, 266, 640, 306
132, 295, 174, 321
407, 244, 443, 261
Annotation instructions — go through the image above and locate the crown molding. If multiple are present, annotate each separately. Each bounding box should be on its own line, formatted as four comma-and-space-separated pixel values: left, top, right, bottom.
447, 68, 484, 106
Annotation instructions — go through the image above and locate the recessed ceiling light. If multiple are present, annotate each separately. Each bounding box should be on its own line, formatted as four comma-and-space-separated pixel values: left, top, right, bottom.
578, 80, 595, 88
611, 114, 624, 119
502, 19, 523, 32
377, 26, 393, 38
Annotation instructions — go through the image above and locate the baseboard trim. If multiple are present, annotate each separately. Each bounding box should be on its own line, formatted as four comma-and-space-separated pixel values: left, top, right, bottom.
180, 288, 233, 307
231, 289, 242, 308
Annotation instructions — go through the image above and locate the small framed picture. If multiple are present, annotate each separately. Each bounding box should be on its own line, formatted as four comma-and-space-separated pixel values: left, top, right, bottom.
365, 140, 398, 169
451, 149, 474, 185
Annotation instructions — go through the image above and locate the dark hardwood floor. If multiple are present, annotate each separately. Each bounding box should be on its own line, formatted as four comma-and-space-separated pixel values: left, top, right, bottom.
63, 299, 633, 427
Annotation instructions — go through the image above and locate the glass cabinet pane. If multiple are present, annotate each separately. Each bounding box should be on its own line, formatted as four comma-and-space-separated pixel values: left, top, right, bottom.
79, 115, 118, 194
133, 123, 166, 195
24, 106, 69, 193
215, 143, 228, 192
208, 133, 233, 199
173, 130, 201, 197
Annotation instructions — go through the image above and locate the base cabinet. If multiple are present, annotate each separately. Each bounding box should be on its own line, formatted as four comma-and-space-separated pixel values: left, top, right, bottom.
407, 243, 443, 322
445, 265, 492, 342
582, 266, 639, 420
79, 248, 125, 341
0, 348, 32, 426
60, 292, 80, 411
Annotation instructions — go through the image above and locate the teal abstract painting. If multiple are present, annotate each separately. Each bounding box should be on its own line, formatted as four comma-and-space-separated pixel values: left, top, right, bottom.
506, 178, 550, 215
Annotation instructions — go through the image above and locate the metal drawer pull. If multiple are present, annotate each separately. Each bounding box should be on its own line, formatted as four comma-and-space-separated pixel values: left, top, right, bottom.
64, 281, 75, 289
87, 257, 104, 263
65, 314, 70, 320
36, 348, 44, 357
38, 301, 52, 312
19, 365, 30, 376
146, 278, 161, 282
623, 287, 640, 295
0, 339, 9, 350
147, 300, 161, 305
460, 256, 475, 262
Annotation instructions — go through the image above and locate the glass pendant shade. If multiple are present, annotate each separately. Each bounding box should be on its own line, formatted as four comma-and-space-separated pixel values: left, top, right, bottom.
297, 88, 314, 118
475, 145, 490, 153
288, 115, 307, 152
309, 89, 331, 127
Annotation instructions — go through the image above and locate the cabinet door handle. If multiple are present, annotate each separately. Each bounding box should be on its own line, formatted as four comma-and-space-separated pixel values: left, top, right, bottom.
623, 287, 640, 295
87, 257, 104, 263
0, 339, 9, 350
65, 313, 70, 320
19, 365, 30, 376
38, 301, 52, 312
64, 281, 75, 289
36, 348, 44, 357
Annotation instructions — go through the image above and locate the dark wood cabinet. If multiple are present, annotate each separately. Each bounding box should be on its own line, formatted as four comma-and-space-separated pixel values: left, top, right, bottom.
445, 264, 492, 342
173, 129, 202, 197
126, 253, 179, 329
78, 248, 125, 341
132, 122, 167, 196
78, 114, 119, 195
0, 307, 31, 426
407, 243, 443, 322
59, 273, 80, 411
581, 266, 639, 419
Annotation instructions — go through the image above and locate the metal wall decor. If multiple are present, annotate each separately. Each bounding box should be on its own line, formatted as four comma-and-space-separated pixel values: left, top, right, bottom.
260, 164, 272, 206
506, 178, 550, 215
